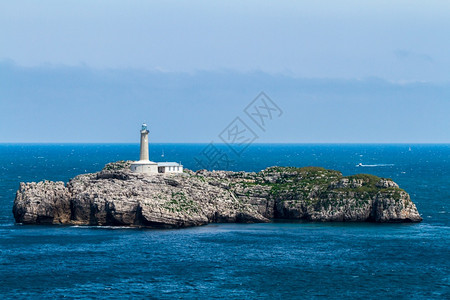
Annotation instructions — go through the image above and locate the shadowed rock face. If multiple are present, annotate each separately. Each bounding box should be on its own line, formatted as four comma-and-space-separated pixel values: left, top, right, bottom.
13, 162, 422, 228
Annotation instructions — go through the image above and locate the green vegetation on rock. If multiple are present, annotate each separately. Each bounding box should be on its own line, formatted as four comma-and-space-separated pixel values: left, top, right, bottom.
164, 191, 199, 213
103, 160, 131, 171
252, 167, 405, 206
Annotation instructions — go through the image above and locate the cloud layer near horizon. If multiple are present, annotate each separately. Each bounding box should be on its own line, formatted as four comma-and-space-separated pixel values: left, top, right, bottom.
1, 62, 449, 143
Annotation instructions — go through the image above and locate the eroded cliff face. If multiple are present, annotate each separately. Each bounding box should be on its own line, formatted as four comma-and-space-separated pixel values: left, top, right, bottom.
13, 162, 422, 228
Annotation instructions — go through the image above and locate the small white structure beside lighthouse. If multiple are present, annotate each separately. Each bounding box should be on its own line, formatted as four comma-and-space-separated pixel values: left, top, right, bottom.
157, 162, 183, 173
130, 123, 183, 174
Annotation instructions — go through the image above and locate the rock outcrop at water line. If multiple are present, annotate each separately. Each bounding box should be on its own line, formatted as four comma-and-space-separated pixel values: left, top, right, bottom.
13, 161, 422, 228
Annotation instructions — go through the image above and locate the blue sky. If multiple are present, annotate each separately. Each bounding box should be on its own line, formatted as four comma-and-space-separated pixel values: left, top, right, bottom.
1, 1, 449, 143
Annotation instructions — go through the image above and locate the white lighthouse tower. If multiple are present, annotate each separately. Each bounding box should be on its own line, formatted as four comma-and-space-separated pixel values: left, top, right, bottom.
130, 124, 158, 174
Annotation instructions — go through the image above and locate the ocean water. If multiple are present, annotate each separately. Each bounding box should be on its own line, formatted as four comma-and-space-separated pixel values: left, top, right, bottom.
0, 144, 449, 299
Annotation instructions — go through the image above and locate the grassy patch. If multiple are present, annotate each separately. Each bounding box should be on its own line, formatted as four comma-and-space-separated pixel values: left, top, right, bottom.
164, 191, 199, 213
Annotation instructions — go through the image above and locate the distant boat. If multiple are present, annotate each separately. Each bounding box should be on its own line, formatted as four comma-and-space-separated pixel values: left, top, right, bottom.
161, 150, 165, 158
357, 163, 363, 167
408, 147, 412, 152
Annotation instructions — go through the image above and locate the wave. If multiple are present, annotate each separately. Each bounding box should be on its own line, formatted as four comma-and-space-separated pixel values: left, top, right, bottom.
356, 163, 394, 167
70, 225, 137, 230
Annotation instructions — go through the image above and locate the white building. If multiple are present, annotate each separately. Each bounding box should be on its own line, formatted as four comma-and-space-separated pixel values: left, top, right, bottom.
130, 124, 183, 174
157, 162, 183, 173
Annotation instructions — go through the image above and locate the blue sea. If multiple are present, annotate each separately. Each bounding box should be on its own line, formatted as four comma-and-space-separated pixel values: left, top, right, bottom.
0, 144, 449, 299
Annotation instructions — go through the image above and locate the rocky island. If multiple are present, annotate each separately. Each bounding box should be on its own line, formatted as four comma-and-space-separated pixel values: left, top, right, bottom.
13, 161, 422, 228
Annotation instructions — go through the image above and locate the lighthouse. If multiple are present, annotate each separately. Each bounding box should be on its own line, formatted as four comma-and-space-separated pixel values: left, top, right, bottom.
139, 123, 149, 161
130, 123, 158, 174
130, 123, 184, 174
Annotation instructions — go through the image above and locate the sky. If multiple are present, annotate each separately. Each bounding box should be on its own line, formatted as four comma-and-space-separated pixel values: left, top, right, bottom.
1, 0, 449, 143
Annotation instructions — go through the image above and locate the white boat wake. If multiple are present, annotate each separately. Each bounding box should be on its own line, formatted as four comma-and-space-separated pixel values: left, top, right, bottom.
356, 163, 395, 167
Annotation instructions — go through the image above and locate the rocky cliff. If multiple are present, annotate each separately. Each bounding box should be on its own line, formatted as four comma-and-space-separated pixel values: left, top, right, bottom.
13, 161, 422, 228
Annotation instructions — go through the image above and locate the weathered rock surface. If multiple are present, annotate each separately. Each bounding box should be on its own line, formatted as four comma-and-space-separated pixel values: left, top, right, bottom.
13, 162, 422, 228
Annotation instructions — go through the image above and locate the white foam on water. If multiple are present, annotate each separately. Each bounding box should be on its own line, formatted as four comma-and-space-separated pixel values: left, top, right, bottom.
356, 163, 395, 167
69, 225, 136, 230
